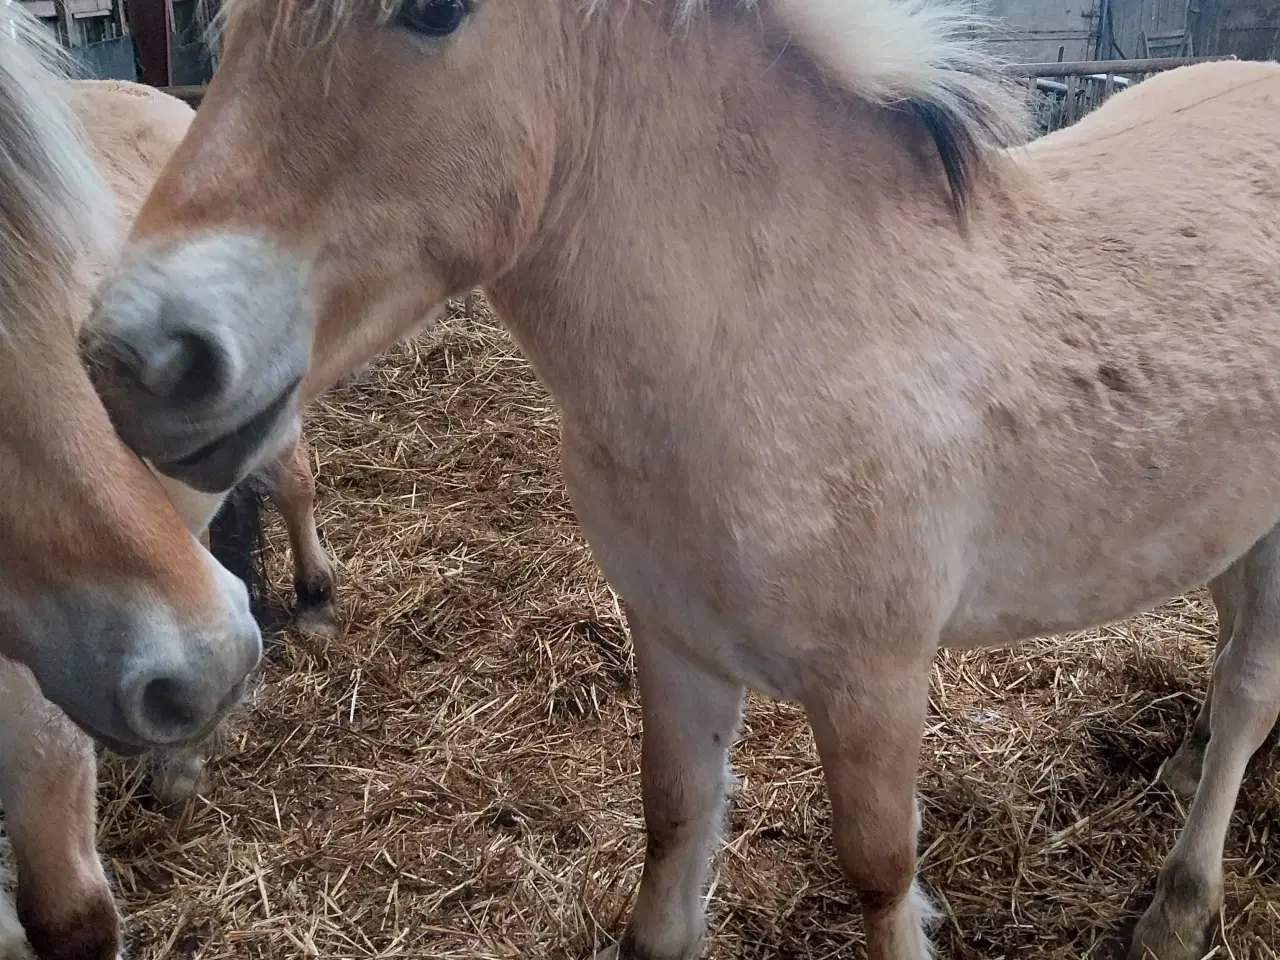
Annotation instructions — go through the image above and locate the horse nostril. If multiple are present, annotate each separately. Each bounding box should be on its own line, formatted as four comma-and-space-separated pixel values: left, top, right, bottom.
125, 672, 207, 746
136, 329, 227, 407
136, 335, 191, 397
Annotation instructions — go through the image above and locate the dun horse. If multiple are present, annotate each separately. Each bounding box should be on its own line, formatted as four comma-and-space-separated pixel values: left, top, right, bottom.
0, 3, 259, 956
74, 77, 344, 630
64, 76, 344, 806
0, 72, 342, 960
72, 78, 343, 637
0, 0, 259, 753
84, 1, 1280, 958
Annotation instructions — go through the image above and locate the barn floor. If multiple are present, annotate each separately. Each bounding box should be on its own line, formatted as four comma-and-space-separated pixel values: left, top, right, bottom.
98, 297, 1280, 960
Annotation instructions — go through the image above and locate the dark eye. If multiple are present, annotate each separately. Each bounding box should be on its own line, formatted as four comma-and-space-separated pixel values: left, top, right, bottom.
395, 0, 469, 37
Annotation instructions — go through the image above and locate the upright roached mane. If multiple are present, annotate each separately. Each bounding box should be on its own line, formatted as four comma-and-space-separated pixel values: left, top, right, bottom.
748, 0, 1030, 213
0, 0, 115, 325
205, 0, 1030, 215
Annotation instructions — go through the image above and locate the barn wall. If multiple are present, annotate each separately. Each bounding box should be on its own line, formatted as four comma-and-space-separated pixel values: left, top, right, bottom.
1106, 0, 1193, 59
1216, 0, 1280, 59
72, 35, 138, 80
983, 0, 1100, 62
989, 0, 1280, 64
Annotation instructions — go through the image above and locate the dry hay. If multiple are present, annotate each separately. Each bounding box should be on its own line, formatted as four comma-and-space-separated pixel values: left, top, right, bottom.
93, 295, 1280, 959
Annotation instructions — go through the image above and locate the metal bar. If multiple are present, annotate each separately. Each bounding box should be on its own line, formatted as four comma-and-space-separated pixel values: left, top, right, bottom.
1003, 54, 1235, 77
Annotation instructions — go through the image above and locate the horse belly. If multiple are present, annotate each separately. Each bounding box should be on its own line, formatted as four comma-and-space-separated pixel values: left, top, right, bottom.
946, 481, 1280, 647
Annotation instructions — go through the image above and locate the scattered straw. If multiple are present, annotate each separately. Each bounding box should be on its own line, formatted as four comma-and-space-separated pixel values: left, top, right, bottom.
95, 294, 1279, 959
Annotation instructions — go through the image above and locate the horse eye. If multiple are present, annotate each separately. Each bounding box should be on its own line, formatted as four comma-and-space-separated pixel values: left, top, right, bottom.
395, 0, 469, 37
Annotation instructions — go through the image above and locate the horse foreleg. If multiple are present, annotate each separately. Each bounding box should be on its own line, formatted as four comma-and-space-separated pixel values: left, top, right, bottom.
1159, 574, 1241, 800
261, 429, 341, 638
594, 604, 743, 960
1132, 530, 1280, 960
804, 638, 937, 960
0, 659, 119, 960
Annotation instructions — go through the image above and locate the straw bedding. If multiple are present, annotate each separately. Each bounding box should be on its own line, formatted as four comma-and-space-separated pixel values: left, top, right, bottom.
93, 294, 1279, 959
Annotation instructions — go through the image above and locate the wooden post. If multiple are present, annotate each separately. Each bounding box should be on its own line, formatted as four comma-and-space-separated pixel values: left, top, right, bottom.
1002, 55, 1237, 77
53, 0, 79, 48
122, 0, 170, 87
1189, 0, 1225, 58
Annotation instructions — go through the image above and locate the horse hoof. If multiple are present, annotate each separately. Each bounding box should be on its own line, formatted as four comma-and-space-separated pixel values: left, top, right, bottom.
1157, 746, 1204, 801
146, 748, 210, 807
295, 601, 342, 639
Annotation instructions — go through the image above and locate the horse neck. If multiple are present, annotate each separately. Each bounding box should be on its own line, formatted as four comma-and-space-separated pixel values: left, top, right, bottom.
492, 5, 998, 430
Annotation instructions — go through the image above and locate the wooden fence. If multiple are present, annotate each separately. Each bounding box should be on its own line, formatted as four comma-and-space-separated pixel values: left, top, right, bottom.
1002, 54, 1240, 136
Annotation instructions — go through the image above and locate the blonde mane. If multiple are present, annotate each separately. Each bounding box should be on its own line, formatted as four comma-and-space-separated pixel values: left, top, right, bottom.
0, 0, 116, 332
208, 0, 1027, 212
757, 0, 1028, 212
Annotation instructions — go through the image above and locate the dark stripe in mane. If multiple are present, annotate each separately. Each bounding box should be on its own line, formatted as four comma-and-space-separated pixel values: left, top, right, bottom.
909, 97, 979, 219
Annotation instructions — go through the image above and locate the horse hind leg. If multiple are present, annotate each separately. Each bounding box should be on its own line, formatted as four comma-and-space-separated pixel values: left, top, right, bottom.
594, 604, 743, 960
1158, 574, 1242, 800
1131, 527, 1280, 960
261, 429, 341, 638
0, 659, 120, 960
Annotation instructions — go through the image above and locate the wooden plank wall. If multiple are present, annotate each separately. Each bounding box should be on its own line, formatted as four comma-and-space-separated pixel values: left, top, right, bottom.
983, 0, 1100, 62
1216, 0, 1280, 59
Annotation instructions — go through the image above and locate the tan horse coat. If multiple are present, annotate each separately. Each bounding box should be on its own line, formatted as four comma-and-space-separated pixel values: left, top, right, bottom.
0, 79, 326, 960
79, 2, 1280, 956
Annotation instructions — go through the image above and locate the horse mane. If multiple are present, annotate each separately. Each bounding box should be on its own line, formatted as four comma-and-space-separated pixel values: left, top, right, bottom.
208, 0, 1028, 215
0, 0, 116, 331
633, 0, 1030, 216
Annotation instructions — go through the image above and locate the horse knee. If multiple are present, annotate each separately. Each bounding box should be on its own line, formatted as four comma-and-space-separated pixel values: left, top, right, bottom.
836, 837, 917, 911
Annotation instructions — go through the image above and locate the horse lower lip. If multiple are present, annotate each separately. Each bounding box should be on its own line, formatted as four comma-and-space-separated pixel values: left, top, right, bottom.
154, 378, 302, 487
175, 382, 299, 468
91, 731, 147, 757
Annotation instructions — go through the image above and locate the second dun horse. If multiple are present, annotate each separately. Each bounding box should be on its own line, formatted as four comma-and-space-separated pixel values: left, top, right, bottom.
0, 0, 259, 758
84, 1, 1280, 958
65, 76, 348, 804
0, 0, 263, 955
0, 2, 344, 953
